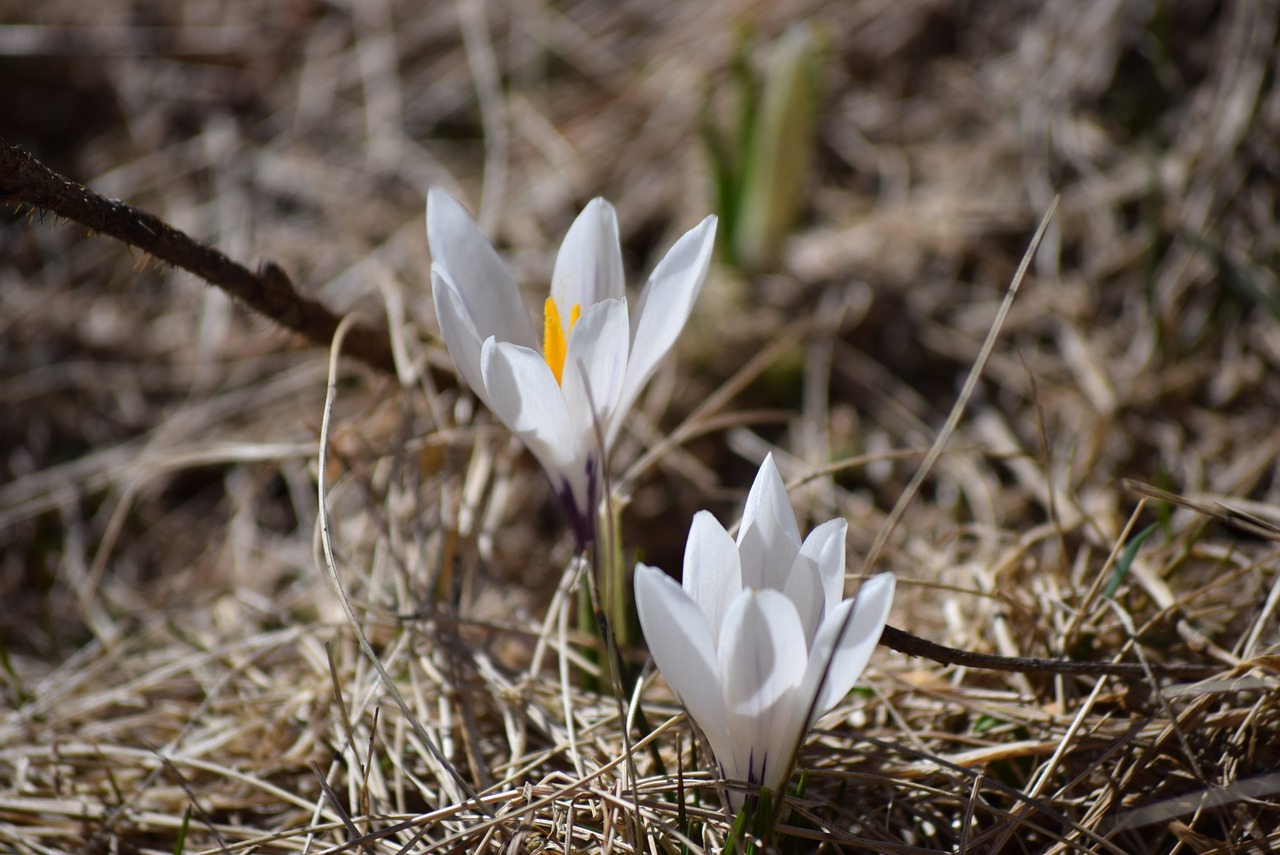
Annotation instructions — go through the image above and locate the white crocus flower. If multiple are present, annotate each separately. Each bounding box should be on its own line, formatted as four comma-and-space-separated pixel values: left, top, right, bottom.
427, 189, 717, 547
634, 454, 895, 811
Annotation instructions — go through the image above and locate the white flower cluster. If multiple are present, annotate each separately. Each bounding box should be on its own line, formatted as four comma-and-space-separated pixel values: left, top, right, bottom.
427, 191, 894, 811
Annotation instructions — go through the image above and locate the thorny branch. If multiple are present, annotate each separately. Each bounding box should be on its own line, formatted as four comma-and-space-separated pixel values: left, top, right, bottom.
0, 139, 397, 375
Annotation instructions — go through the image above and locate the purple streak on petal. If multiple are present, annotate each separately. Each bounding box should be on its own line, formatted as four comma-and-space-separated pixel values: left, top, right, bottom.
556, 456, 599, 549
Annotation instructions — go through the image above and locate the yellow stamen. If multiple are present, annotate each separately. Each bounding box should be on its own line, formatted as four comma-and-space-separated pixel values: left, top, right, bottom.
543, 298, 581, 385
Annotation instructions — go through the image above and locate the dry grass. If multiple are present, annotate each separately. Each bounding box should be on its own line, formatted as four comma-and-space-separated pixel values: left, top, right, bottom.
3, 0, 1280, 852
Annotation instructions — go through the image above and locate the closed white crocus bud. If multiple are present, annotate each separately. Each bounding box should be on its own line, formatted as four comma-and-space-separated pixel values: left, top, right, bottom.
634, 453, 895, 811
427, 189, 717, 547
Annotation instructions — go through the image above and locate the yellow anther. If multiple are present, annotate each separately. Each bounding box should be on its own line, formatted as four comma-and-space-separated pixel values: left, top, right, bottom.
543, 298, 581, 385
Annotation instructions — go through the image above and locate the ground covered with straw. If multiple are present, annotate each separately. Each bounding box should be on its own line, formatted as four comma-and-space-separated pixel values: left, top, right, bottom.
3, 1, 1279, 852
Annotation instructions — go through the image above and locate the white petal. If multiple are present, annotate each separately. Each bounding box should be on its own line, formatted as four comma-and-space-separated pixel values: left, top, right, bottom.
798, 518, 848, 612
781, 552, 825, 647
431, 270, 489, 410
482, 339, 599, 526
801, 572, 895, 726
560, 298, 629, 451
609, 215, 717, 445
718, 589, 808, 796
551, 198, 625, 313
736, 520, 799, 593
739, 454, 802, 551
481, 336, 583, 474
634, 564, 728, 748
682, 510, 742, 646
736, 456, 802, 592
426, 188, 538, 350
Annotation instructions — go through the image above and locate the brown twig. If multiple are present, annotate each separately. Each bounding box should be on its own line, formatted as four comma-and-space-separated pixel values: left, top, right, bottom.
878, 625, 1220, 678
0, 139, 397, 375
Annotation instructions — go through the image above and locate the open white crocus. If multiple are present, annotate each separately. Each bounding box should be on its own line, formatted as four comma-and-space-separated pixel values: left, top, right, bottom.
634, 454, 895, 811
428, 189, 717, 547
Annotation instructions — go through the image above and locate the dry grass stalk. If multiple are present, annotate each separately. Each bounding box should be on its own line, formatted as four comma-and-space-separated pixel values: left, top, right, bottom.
2, 1, 1279, 853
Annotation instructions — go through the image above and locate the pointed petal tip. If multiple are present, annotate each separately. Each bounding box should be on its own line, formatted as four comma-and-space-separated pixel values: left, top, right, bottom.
738, 452, 801, 557
799, 517, 848, 607
855, 573, 897, 633
425, 187, 467, 238
748, 454, 787, 508
426, 185, 449, 209
760, 452, 780, 478
859, 572, 897, 608
688, 212, 720, 251
634, 561, 673, 607
553, 196, 625, 310
703, 212, 719, 229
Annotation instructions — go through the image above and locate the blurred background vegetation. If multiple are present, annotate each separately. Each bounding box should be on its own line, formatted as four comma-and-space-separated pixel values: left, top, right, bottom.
2, 1, 1278, 852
